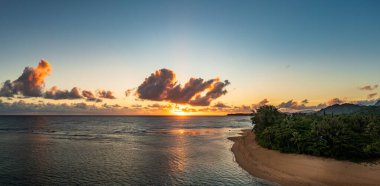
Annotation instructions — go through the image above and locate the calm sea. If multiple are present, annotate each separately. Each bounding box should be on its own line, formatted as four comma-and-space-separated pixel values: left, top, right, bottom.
0, 116, 272, 185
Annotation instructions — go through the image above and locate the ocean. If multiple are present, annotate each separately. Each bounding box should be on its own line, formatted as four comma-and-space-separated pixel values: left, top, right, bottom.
0, 116, 271, 185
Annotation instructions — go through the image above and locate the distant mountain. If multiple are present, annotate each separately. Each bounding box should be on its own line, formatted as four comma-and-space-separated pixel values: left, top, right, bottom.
356, 106, 380, 116
316, 103, 364, 115
316, 102, 380, 116
297, 110, 317, 114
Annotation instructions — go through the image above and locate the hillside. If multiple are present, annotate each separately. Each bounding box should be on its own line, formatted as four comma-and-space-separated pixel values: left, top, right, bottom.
317, 103, 364, 115
375, 100, 380, 106
316, 101, 380, 116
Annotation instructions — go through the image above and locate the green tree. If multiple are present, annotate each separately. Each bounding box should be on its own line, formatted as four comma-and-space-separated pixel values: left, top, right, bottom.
252, 105, 283, 133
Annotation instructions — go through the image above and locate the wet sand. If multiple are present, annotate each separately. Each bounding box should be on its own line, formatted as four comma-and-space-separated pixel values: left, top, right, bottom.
228, 130, 380, 186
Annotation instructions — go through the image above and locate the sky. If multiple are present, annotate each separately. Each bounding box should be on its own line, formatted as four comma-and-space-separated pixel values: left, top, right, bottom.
0, 0, 380, 115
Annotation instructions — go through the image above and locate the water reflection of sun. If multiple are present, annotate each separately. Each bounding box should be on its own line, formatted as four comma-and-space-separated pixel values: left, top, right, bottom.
169, 130, 187, 172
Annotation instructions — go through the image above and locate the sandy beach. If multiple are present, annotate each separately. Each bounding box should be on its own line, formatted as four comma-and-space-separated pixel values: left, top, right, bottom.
228, 130, 380, 186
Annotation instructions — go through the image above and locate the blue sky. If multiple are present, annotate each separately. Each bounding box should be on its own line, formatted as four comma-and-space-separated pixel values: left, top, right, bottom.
0, 0, 380, 114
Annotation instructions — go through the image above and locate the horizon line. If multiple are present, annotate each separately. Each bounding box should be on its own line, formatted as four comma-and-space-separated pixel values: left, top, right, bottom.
0, 114, 235, 117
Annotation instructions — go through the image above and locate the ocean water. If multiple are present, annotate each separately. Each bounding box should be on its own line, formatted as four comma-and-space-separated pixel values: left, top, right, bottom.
0, 116, 271, 185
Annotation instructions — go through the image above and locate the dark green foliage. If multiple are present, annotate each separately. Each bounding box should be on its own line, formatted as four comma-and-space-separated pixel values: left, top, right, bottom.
253, 106, 380, 161
252, 105, 284, 132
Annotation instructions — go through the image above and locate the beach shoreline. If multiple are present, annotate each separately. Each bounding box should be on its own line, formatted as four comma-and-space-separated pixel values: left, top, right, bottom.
228, 130, 380, 186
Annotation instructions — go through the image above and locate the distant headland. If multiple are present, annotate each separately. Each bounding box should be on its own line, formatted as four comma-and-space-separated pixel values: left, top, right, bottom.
226, 113, 254, 116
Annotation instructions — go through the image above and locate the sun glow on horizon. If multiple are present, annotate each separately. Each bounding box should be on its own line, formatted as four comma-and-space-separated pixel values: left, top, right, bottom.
171, 105, 192, 116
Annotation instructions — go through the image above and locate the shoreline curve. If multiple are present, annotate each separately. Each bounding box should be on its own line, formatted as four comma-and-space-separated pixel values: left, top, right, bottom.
228, 130, 380, 186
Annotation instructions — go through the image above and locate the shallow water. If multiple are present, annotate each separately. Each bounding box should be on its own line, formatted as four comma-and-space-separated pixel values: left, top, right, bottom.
0, 116, 272, 185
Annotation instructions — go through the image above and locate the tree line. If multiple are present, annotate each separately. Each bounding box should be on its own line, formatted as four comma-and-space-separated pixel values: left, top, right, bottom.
252, 105, 380, 161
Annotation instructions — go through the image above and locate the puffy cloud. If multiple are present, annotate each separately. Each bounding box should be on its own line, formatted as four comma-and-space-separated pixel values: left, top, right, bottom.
82, 90, 102, 102
97, 90, 116, 99
252, 99, 269, 110
238, 105, 252, 112
137, 69, 176, 101
167, 78, 216, 104
360, 84, 378, 91
278, 100, 301, 109
367, 93, 378, 99
277, 99, 326, 112
316, 103, 327, 108
125, 88, 135, 97
44, 86, 82, 100
212, 102, 231, 108
136, 69, 230, 106
189, 80, 230, 106
45, 88, 106, 102
0, 80, 14, 97
327, 98, 344, 105
0, 59, 51, 97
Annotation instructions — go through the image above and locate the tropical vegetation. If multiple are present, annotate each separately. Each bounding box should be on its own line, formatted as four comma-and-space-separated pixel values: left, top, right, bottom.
252, 105, 380, 161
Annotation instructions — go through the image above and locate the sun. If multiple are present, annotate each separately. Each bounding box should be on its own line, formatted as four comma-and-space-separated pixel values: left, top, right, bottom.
171, 109, 188, 116
173, 110, 187, 116
171, 105, 191, 116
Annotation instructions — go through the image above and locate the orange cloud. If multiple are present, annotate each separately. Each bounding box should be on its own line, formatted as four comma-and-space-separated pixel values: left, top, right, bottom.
0, 59, 51, 97
32, 59, 51, 87
327, 98, 344, 105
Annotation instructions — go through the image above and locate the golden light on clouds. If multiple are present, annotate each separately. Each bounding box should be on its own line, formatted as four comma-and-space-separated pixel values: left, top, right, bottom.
170, 105, 192, 116
31, 59, 52, 87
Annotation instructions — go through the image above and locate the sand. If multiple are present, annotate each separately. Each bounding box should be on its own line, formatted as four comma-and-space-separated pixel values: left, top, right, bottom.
228, 130, 380, 186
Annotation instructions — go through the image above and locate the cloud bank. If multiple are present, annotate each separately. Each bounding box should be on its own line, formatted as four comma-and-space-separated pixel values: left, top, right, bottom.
0, 60, 117, 102
0, 100, 128, 115
44, 86, 83, 100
